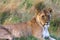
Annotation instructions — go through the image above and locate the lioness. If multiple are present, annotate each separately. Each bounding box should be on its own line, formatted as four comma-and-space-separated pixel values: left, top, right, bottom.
0, 7, 52, 40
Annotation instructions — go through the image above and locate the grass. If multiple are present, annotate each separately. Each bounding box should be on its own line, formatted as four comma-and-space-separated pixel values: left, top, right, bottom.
14, 36, 38, 40
12, 35, 60, 40
50, 18, 60, 32
14, 35, 60, 40
50, 34, 60, 40
49, 18, 60, 40
0, 12, 10, 24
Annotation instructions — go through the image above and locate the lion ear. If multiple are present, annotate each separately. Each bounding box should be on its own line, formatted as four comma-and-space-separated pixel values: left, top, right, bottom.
35, 9, 39, 15
48, 8, 52, 13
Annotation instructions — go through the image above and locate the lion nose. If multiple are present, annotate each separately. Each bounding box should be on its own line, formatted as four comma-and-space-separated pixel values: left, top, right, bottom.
45, 36, 49, 39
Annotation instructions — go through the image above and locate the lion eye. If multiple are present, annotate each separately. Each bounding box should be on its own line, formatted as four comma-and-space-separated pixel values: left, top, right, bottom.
42, 15, 45, 18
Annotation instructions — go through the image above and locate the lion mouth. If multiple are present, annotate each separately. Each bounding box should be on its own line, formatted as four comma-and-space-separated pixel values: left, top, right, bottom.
45, 22, 50, 25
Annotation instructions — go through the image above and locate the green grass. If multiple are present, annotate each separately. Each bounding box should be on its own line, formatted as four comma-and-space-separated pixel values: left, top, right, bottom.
50, 34, 60, 40
49, 18, 60, 40
14, 36, 38, 40
50, 18, 60, 32
13, 35, 60, 40
0, 12, 10, 24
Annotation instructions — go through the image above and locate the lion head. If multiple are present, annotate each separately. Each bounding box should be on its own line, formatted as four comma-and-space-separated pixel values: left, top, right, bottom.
35, 8, 52, 26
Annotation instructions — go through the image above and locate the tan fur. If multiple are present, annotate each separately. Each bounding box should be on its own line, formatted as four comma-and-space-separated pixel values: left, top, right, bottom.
0, 8, 52, 40
0, 25, 12, 40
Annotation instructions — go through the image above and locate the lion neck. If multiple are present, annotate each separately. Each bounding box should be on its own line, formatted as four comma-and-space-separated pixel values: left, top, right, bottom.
36, 17, 44, 28
29, 17, 43, 28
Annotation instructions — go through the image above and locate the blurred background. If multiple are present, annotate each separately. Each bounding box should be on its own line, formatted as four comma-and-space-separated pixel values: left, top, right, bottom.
0, 0, 60, 40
